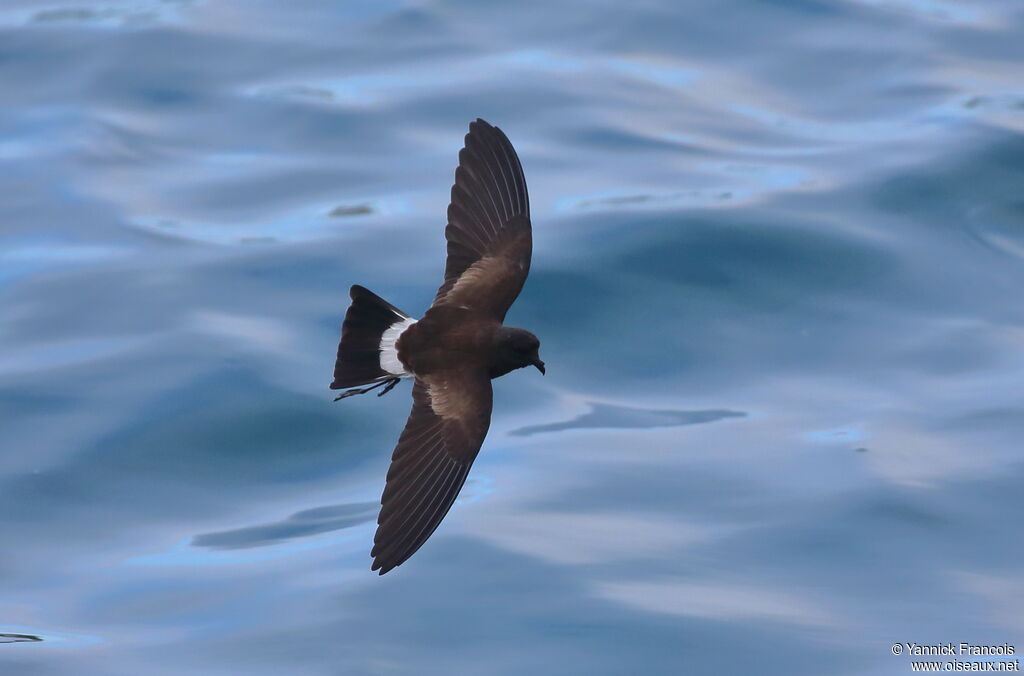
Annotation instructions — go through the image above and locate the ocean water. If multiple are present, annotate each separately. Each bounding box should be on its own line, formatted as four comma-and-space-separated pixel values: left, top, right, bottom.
2, 1, 1023, 674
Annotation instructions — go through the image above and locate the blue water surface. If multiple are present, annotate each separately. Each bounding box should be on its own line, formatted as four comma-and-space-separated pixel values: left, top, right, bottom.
2, 1, 1023, 674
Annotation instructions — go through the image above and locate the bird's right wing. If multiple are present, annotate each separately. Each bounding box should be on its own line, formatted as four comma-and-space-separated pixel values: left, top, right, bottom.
371, 370, 493, 575
432, 118, 531, 322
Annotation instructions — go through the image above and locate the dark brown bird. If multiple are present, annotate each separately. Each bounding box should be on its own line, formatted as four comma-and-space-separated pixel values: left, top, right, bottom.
330, 119, 543, 575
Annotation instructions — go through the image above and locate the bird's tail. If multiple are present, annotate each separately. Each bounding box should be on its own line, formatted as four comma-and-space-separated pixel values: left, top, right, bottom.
331, 285, 415, 390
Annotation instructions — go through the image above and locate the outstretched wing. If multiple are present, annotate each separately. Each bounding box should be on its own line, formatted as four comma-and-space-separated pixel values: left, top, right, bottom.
433, 118, 531, 321
371, 370, 493, 574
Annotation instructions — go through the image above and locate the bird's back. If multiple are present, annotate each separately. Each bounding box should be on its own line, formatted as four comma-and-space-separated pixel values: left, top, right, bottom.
397, 305, 499, 377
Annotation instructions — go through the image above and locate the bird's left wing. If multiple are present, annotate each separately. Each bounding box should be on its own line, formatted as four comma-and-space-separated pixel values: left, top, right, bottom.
371, 369, 493, 574
432, 118, 531, 321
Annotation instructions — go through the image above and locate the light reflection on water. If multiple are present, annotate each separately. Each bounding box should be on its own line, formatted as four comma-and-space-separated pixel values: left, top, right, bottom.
1, 1, 1023, 674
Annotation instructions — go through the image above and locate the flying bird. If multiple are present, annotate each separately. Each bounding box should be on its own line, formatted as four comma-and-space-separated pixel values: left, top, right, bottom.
330, 119, 543, 575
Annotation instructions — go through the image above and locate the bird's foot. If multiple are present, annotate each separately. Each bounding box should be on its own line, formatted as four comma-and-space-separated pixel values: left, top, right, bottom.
333, 378, 401, 401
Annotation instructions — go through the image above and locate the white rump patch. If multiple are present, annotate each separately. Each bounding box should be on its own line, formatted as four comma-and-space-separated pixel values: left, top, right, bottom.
379, 316, 417, 376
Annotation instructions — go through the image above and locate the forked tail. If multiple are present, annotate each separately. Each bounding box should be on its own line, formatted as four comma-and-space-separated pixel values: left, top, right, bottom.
331, 285, 415, 391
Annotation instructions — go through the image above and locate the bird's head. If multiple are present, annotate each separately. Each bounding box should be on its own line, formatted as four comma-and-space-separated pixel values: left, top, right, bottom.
493, 327, 544, 377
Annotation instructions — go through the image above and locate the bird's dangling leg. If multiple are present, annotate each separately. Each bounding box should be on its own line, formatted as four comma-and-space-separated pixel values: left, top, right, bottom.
334, 377, 401, 401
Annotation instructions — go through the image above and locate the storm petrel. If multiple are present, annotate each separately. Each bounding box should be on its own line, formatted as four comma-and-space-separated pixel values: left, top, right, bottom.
330, 119, 543, 575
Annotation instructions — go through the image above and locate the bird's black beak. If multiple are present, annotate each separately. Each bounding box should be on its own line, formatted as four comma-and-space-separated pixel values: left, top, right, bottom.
533, 359, 545, 375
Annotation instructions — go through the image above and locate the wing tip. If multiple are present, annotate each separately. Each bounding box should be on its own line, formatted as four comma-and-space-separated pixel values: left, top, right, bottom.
371, 556, 398, 575
468, 117, 507, 141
